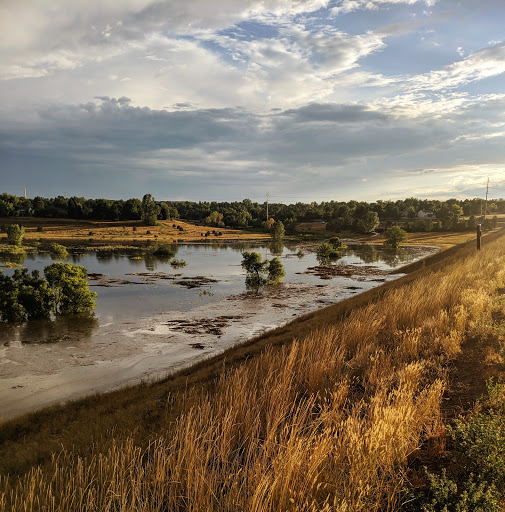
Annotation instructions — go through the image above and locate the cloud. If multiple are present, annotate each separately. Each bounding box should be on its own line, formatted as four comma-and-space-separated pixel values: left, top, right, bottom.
279, 103, 388, 123
407, 42, 505, 92
330, 0, 437, 16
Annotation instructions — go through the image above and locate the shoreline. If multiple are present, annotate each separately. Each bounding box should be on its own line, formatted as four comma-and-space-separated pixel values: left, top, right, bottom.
0, 272, 404, 420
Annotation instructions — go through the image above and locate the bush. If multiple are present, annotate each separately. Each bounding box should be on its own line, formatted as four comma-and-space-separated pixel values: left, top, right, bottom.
316, 242, 343, 264
170, 259, 187, 269
6, 224, 25, 246
383, 225, 408, 248
411, 380, 505, 511
49, 243, 68, 259
152, 244, 176, 257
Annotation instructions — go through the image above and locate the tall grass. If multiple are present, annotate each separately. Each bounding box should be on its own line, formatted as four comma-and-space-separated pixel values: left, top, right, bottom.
2, 236, 505, 511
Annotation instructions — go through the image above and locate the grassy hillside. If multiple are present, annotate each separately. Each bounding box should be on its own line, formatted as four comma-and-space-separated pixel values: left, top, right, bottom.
1, 230, 505, 511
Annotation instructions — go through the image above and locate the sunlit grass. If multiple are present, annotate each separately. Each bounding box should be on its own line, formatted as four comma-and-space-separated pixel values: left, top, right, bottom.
1, 232, 505, 511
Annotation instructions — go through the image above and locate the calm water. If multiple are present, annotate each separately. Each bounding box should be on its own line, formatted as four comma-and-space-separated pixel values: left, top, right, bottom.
0, 241, 437, 418
0, 242, 431, 328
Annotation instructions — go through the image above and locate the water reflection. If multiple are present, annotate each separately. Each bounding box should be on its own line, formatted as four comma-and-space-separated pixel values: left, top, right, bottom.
0, 314, 98, 346
380, 248, 411, 267
0, 251, 27, 265
350, 244, 380, 264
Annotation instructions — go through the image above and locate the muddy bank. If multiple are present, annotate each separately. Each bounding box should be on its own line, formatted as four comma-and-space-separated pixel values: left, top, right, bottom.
0, 274, 401, 419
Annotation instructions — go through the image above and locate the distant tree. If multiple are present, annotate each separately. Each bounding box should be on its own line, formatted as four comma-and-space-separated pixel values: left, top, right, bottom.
67, 197, 84, 219
141, 194, 161, 226
158, 202, 171, 221
205, 211, 224, 227
383, 225, 408, 248
44, 263, 97, 315
263, 218, 275, 232
6, 224, 25, 246
272, 220, 285, 241
0, 199, 13, 217
122, 198, 142, 220
357, 211, 379, 234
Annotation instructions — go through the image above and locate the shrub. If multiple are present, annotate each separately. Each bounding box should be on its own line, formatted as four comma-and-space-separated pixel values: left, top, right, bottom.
170, 259, 187, 269
49, 243, 68, 259
383, 225, 408, 248
6, 224, 25, 246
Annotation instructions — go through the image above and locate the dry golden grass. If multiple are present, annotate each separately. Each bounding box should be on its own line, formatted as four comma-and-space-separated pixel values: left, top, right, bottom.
1, 231, 505, 510
0, 217, 269, 245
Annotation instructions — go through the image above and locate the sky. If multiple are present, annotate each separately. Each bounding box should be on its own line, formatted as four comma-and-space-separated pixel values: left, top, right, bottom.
1, 0, 504, 203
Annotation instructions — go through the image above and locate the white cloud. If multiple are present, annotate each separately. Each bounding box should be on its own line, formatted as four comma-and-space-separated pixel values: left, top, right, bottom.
330, 0, 437, 16
407, 42, 505, 92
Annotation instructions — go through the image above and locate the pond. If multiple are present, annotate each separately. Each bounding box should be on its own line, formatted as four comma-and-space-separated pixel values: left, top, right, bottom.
0, 242, 436, 419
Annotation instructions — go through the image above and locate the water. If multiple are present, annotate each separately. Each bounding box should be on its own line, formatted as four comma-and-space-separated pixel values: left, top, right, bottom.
0, 242, 436, 418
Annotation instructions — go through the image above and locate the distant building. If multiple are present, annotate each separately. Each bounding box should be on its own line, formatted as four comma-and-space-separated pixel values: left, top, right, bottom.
417, 210, 435, 219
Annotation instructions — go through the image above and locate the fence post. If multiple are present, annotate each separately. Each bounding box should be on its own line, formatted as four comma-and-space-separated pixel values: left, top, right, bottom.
477, 224, 481, 250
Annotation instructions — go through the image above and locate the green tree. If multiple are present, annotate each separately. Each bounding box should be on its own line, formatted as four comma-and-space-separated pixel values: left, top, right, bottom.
205, 211, 224, 227
383, 225, 408, 248
316, 242, 343, 265
6, 224, 25, 246
267, 257, 285, 284
241, 252, 285, 288
272, 220, 285, 241
141, 194, 161, 226
241, 252, 267, 287
44, 263, 97, 315
0, 269, 54, 322
357, 211, 379, 234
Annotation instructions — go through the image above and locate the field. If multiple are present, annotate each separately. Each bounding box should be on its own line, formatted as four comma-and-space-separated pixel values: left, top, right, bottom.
1, 228, 505, 510
1, 216, 498, 250
0, 217, 270, 246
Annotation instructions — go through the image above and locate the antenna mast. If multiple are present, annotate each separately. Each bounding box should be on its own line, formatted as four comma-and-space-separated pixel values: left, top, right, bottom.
484, 177, 489, 220
266, 192, 269, 221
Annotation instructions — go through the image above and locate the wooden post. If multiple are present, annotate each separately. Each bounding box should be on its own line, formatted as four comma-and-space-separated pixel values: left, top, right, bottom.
477, 224, 482, 250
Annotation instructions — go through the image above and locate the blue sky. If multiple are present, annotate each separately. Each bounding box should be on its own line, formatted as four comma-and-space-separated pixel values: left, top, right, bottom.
0, 0, 504, 203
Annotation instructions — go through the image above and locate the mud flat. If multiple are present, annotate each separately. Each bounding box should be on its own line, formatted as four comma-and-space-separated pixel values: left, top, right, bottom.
0, 272, 403, 419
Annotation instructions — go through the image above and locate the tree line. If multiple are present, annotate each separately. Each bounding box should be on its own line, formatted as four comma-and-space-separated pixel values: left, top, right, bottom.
0, 193, 503, 232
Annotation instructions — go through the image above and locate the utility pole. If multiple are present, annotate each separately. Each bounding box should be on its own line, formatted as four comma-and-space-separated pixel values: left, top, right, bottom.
484, 177, 489, 220
266, 192, 269, 221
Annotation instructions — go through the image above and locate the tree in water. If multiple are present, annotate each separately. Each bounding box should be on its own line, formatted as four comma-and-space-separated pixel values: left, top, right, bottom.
0, 268, 54, 322
383, 225, 408, 249
241, 252, 285, 288
44, 263, 97, 315
141, 194, 161, 226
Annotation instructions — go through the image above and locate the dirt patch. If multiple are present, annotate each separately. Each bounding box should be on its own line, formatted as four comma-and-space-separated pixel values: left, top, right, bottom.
443, 335, 505, 419
174, 276, 219, 289
166, 315, 244, 337
88, 273, 144, 287
299, 264, 388, 279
